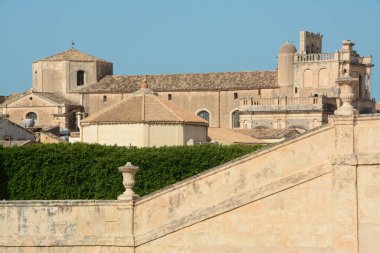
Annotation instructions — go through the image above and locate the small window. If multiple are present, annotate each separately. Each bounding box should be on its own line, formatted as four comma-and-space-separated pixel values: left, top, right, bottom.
258, 89, 261, 96
197, 110, 210, 122
29, 97, 33, 100
232, 110, 240, 128
295, 87, 298, 94
233, 93, 238, 100
77, 70, 85, 86
168, 94, 172, 100
103, 95, 107, 103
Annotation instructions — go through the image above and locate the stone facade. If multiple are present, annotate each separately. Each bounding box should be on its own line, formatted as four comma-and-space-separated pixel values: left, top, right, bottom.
1, 90, 81, 129
2, 113, 380, 252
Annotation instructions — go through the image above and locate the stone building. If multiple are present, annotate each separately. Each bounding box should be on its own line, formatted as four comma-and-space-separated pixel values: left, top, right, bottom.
0, 31, 375, 138
1, 90, 81, 130
80, 80, 208, 147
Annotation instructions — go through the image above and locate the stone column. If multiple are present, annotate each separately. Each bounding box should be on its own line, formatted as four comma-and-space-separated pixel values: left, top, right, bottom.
118, 162, 139, 200
335, 73, 359, 116
332, 116, 358, 253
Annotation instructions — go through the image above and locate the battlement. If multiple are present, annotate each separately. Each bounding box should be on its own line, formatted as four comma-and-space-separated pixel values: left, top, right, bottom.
300, 31, 323, 54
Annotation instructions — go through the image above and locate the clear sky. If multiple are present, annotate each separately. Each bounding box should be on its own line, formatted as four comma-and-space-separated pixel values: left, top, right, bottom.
1, 0, 380, 98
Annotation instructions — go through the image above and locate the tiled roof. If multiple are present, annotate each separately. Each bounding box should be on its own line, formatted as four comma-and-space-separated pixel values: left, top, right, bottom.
0, 90, 77, 106
36, 48, 110, 63
235, 128, 302, 140
208, 127, 266, 144
81, 92, 208, 125
79, 70, 278, 93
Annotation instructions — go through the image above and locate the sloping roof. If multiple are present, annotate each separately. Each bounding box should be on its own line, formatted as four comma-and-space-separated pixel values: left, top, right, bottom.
235, 128, 302, 140
81, 89, 208, 125
79, 70, 278, 93
0, 90, 77, 106
36, 48, 110, 63
208, 127, 266, 144
0, 140, 35, 147
0, 96, 7, 104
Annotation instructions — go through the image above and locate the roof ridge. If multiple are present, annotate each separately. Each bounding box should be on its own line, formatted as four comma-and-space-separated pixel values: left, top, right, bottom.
36, 48, 110, 63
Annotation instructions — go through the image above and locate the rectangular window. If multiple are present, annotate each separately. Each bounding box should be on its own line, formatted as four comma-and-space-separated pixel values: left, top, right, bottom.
233, 92, 238, 100
168, 94, 172, 100
258, 89, 261, 96
77, 71, 85, 86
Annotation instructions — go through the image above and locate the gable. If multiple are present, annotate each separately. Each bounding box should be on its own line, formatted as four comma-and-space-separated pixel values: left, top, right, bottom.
6, 93, 61, 107
2, 91, 76, 108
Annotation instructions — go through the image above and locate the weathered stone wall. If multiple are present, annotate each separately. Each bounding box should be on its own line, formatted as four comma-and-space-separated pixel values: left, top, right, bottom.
0, 200, 134, 253
133, 125, 336, 251
2, 114, 380, 253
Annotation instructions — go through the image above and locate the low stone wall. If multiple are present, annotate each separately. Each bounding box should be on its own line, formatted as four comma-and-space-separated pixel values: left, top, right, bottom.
0, 200, 134, 253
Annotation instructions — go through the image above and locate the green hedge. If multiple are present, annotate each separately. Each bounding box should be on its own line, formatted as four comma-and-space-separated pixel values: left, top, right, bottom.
0, 143, 261, 200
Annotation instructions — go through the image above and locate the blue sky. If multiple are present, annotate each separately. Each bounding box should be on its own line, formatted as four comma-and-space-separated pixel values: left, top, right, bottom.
1, 0, 380, 98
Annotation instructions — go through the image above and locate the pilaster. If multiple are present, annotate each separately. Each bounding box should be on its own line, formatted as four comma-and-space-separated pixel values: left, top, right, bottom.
332, 116, 358, 253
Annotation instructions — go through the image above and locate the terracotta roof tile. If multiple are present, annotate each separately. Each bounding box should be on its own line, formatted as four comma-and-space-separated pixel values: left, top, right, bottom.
79, 70, 278, 93
81, 93, 208, 125
36, 48, 110, 63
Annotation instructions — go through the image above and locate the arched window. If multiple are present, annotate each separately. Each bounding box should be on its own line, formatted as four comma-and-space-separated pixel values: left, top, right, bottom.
197, 110, 210, 122
77, 70, 85, 86
318, 68, 329, 87
232, 110, 240, 128
24, 112, 37, 127
303, 69, 313, 87
103, 95, 107, 103
26, 112, 37, 120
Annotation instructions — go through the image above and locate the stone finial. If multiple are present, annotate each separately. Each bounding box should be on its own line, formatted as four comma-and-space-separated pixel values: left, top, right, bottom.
335, 72, 359, 116
118, 162, 139, 200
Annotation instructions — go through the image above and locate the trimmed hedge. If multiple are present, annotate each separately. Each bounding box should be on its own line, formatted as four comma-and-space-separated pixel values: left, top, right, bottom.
0, 143, 261, 200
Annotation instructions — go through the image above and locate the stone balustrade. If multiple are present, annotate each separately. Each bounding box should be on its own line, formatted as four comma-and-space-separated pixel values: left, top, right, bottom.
239, 96, 336, 112
295, 53, 336, 62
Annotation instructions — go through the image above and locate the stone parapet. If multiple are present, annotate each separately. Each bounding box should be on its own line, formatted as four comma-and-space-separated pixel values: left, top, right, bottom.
239, 96, 336, 112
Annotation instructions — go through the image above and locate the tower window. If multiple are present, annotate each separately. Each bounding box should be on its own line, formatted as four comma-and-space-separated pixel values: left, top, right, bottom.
295, 87, 298, 94
168, 94, 172, 100
233, 93, 238, 100
77, 70, 85, 86
103, 95, 107, 103
258, 89, 261, 96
